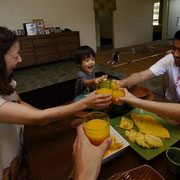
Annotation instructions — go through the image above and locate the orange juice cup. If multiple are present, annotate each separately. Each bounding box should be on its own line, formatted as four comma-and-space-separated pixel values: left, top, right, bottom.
83, 112, 110, 146
96, 88, 112, 95
96, 80, 112, 95
112, 89, 125, 105
111, 81, 118, 90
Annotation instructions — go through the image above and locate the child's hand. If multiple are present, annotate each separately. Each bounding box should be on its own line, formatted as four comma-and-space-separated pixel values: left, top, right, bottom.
102, 75, 108, 80
94, 75, 108, 86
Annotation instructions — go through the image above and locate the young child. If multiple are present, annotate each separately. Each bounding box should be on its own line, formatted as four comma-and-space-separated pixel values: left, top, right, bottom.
74, 45, 107, 97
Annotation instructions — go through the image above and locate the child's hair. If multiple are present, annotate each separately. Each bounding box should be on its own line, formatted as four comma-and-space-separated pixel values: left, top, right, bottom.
74, 45, 95, 66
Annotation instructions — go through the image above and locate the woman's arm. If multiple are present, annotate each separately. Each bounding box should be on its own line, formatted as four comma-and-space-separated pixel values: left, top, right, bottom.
119, 88, 180, 122
0, 91, 111, 125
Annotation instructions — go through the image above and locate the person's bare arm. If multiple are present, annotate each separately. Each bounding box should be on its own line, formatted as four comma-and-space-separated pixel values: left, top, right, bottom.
0, 91, 111, 125
119, 88, 180, 122
84, 79, 95, 87
117, 69, 155, 87
84, 75, 108, 87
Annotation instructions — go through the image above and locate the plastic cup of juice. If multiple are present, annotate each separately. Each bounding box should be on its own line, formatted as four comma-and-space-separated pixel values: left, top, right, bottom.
96, 80, 112, 95
83, 112, 110, 146
112, 89, 125, 105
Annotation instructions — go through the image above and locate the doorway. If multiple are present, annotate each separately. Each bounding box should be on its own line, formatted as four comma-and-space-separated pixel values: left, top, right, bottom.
152, 0, 163, 41
95, 10, 113, 51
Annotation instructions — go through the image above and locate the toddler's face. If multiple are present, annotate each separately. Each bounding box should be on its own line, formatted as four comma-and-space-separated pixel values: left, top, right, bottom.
80, 55, 95, 74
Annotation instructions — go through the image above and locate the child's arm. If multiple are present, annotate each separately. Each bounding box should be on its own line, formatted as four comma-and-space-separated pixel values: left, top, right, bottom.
84, 75, 108, 87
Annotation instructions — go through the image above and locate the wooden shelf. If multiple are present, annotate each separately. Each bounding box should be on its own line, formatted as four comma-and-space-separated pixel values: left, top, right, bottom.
17, 31, 80, 68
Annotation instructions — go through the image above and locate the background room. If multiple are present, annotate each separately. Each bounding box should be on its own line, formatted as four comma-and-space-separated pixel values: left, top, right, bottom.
0, 0, 180, 94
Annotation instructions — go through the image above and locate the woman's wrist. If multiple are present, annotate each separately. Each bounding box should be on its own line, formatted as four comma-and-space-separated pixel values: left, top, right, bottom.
76, 98, 89, 110
124, 95, 139, 104
128, 96, 144, 106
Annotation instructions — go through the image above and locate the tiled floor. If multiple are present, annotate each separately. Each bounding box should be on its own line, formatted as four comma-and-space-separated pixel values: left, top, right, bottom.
14, 58, 163, 96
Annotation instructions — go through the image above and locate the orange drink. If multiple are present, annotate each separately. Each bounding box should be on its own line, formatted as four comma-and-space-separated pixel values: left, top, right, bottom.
111, 81, 118, 90
96, 79, 112, 95
83, 112, 110, 146
96, 88, 112, 95
112, 89, 125, 105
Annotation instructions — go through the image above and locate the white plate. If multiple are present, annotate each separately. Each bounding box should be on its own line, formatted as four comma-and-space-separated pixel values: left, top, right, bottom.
102, 126, 129, 164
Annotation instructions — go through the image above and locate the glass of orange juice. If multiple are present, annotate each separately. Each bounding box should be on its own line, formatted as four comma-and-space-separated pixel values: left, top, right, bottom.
112, 89, 125, 105
96, 80, 112, 95
83, 112, 110, 146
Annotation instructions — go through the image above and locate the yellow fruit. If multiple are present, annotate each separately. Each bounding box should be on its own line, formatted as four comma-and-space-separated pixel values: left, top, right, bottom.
120, 117, 134, 129
96, 88, 112, 95
130, 112, 170, 139
112, 89, 125, 105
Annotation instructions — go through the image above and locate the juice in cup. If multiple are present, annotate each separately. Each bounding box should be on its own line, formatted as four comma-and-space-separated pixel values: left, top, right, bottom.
111, 81, 118, 90
112, 89, 125, 105
83, 112, 110, 146
96, 80, 112, 95
96, 88, 112, 95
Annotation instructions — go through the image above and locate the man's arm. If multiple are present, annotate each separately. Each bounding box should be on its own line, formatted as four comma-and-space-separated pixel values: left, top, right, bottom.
117, 69, 155, 87
119, 88, 180, 122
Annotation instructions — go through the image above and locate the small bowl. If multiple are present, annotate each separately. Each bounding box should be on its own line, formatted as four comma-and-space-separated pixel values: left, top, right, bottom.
128, 85, 150, 98
166, 147, 180, 176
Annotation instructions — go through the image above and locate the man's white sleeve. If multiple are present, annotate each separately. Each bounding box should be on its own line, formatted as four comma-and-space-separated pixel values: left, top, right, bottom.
149, 54, 172, 76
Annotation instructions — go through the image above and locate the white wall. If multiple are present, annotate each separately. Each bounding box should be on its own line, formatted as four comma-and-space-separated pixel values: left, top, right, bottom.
167, 0, 180, 39
0, 0, 154, 51
113, 0, 153, 48
0, 0, 96, 50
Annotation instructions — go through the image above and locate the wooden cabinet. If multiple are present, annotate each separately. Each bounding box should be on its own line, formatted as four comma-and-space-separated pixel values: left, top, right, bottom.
57, 33, 80, 59
18, 39, 36, 67
17, 32, 80, 68
33, 37, 58, 64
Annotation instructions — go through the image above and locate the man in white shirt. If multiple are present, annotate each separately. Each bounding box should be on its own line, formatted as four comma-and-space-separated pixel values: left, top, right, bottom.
117, 30, 180, 103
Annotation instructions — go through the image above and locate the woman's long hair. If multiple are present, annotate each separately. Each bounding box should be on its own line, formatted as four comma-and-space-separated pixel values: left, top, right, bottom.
0, 26, 17, 95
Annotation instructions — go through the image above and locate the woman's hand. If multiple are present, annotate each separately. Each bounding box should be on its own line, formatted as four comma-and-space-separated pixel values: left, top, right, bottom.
84, 91, 112, 109
116, 88, 137, 104
73, 125, 112, 180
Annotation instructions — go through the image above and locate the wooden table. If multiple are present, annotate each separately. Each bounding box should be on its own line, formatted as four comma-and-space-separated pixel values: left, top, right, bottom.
24, 93, 180, 180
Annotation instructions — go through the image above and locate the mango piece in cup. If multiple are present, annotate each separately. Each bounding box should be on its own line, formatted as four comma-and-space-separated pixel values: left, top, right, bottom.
112, 89, 125, 105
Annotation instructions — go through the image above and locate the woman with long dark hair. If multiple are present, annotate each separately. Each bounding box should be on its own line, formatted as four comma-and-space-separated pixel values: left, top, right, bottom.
0, 26, 111, 179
